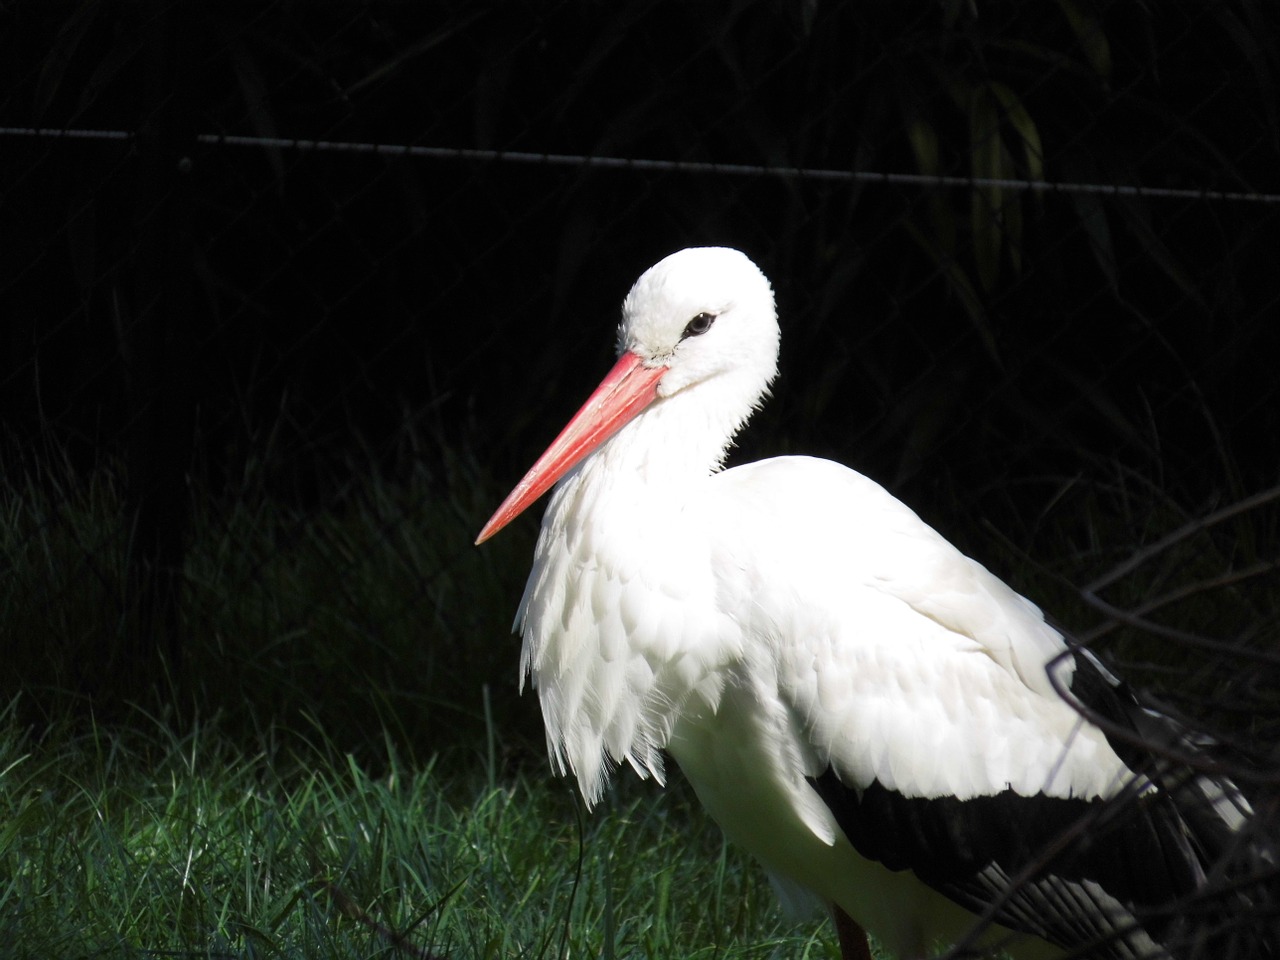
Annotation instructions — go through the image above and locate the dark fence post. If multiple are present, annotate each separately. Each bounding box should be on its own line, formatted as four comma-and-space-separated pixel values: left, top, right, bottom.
113, 0, 198, 706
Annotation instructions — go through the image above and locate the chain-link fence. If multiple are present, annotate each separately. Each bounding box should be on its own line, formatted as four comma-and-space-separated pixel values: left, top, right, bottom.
2, 2, 1278, 950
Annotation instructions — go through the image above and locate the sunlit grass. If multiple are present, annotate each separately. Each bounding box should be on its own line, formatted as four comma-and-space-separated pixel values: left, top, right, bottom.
0, 703, 835, 959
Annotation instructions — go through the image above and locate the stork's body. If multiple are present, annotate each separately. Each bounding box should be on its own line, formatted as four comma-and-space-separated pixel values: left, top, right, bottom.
477, 248, 1267, 959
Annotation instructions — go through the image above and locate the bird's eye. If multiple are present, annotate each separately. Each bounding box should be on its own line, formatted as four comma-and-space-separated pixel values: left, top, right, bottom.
681, 312, 716, 340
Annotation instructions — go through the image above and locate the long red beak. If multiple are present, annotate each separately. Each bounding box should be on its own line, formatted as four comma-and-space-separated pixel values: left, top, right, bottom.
475, 352, 666, 544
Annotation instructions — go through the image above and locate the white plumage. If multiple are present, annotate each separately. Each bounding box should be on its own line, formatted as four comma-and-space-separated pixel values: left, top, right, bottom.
477, 247, 1267, 959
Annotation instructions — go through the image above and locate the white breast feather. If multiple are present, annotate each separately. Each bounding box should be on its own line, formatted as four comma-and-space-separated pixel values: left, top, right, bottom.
518, 448, 740, 806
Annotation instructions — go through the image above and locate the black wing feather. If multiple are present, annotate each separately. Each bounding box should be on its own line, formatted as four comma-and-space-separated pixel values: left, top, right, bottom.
807, 649, 1276, 958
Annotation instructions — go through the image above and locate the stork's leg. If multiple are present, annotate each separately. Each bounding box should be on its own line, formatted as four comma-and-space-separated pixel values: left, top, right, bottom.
832, 905, 872, 960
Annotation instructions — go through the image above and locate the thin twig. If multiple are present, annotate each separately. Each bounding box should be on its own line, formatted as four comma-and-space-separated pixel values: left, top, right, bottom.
317, 879, 450, 960
1083, 484, 1280, 596
1081, 557, 1280, 644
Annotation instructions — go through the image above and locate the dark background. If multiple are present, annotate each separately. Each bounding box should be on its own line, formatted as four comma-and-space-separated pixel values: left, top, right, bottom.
2, 1, 1277, 757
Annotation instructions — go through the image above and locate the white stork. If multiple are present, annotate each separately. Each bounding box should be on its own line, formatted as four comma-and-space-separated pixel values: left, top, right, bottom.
476, 247, 1270, 959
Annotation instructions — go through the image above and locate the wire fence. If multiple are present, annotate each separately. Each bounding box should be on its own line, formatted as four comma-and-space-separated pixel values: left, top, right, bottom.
1, 2, 1278, 952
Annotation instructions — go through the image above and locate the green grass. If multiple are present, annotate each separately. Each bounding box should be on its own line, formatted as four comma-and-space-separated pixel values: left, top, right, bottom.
0, 702, 835, 959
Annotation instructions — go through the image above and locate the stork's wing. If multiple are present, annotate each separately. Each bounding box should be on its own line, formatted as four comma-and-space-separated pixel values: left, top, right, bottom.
770, 608, 1202, 955
705, 457, 1261, 957
800, 659, 1203, 956
705, 457, 1132, 800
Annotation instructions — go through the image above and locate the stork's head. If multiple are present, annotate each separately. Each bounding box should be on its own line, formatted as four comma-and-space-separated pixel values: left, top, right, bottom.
619, 247, 779, 401
476, 247, 778, 544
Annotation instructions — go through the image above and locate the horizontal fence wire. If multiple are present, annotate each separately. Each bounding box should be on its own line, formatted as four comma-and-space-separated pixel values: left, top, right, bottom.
4, 125, 1280, 204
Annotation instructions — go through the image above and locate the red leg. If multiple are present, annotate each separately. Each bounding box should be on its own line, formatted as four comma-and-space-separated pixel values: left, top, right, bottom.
832, 905, 873, 960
